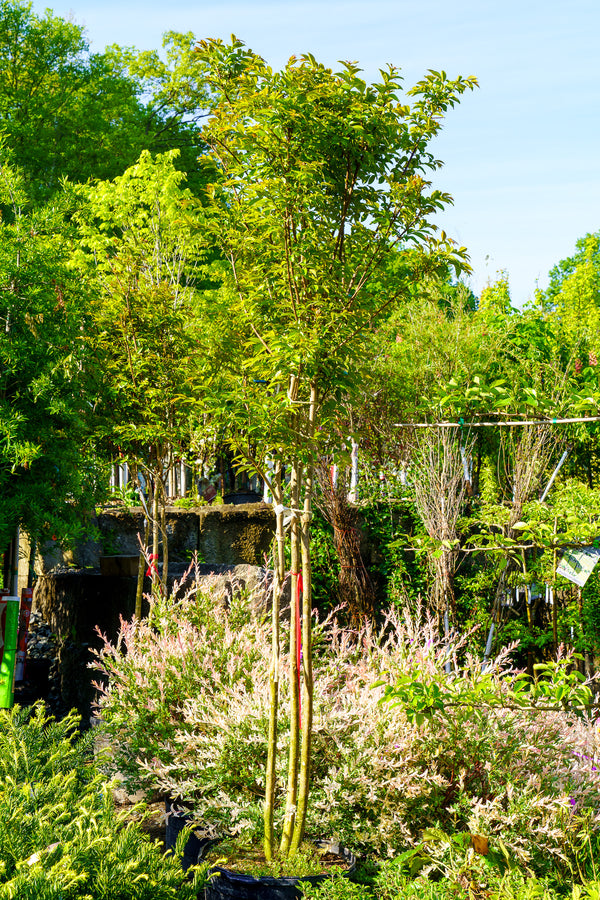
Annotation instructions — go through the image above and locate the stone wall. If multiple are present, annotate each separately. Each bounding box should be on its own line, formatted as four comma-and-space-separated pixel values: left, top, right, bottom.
32, 503, 276, 718
37, 503, 275, 574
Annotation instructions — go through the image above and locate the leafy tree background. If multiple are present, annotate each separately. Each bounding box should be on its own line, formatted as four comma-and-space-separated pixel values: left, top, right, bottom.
0, 153, 100, 552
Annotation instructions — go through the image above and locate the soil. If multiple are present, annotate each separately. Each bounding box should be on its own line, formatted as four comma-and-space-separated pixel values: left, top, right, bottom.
204, 841, 354, 878
115, 796, 167, 847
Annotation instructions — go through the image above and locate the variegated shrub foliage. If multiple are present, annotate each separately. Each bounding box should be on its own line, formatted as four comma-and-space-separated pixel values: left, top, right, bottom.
92, 570, 600, 876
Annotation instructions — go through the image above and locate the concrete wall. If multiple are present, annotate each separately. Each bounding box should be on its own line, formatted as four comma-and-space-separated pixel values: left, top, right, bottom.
36, 503, 276, 574
32, 503, 276, 717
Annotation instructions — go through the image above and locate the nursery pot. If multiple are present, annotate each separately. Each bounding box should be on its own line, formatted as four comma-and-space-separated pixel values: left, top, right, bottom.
204, 841, 355, 900
164, 800, 214, 871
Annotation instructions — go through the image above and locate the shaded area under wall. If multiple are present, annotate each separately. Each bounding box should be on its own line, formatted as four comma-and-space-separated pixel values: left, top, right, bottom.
33, 504, 276, 720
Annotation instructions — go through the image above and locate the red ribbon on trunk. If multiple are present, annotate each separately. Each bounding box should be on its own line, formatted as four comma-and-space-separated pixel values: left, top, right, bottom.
296, 572, 303, 722
146, 553, 159, 577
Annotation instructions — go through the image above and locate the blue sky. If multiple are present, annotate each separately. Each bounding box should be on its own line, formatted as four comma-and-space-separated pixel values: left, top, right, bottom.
33, 0, 600, 306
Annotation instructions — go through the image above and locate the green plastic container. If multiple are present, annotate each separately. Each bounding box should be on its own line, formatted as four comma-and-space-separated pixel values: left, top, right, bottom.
0, 596, 20, 708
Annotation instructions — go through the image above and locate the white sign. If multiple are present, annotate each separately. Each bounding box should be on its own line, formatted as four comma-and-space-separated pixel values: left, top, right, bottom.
557, 546, 600, 588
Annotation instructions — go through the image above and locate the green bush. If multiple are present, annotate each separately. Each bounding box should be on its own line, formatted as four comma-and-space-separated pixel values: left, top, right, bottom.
302, 868, 600, 899
304, 508, 340, 614
360, 498, 429, 612
0, 704, 207, 899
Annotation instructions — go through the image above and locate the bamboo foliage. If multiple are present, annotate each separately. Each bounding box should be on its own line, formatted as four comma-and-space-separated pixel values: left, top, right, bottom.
504, 425, 559, 535
490, 425, 561, 621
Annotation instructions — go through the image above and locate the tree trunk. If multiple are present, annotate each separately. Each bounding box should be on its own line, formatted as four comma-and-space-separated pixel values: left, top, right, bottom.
151, 476, 160, 592
264, 463, 285, 861
291, 381, 317, 854
316, 462, 376, 627
291, 464, 315, 851
160, 476, 169, 589
135, 513, 150, 619
280, 453, 302, 856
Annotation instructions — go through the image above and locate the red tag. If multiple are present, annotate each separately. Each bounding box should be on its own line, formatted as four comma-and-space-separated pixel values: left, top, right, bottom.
145, 554, 159, 577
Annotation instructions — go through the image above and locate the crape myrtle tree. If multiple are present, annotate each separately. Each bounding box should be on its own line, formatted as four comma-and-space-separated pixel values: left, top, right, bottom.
0, 152, 100, 560
73, 150, 218, 605
196, 37, 476, 860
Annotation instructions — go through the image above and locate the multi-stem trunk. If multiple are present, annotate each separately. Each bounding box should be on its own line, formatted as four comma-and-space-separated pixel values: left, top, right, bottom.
160, 476, 169, 589
290, 426, 316, 848
290, 381, 317, 854
151, 474, 160, 593
280, 453, 302, 856
552, 519, 558, 654
264, 464, 285, 861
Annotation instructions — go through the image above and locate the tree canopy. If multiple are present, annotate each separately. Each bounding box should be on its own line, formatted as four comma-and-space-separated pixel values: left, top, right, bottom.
0, 1, 210, 200
0, 154, 99, 550
198, 39, 477, 465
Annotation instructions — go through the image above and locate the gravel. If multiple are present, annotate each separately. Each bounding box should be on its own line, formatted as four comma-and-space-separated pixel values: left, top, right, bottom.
13, 610, 65, 718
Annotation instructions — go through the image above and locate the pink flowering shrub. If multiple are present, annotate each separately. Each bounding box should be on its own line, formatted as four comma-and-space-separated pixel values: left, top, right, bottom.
92, 575, 600, 874
92, 572, 273, 839
308, 621, 600, 876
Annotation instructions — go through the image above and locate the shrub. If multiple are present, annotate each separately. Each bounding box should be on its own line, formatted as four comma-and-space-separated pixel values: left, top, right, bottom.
0, 704, 207, 899
92, 571, 600, 879
92, 572, 273, 841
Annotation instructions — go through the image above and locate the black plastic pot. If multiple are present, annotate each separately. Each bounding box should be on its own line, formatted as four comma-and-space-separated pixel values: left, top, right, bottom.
164, 801, 214, 871
204, 842, 355, 900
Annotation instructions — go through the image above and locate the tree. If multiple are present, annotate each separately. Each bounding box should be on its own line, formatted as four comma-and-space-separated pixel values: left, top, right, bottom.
0, 2, 211, 201
313, 275, 487, 620
197, 38, 476, 860
106, 31, 213, 196
0, 152, 99, 558
538, 230, 600, 330
0, 1, 139, 198
533, 234, 600, 488
73, 150, 217, 601
478, 269, 513, 315
354, 276, 499, 447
